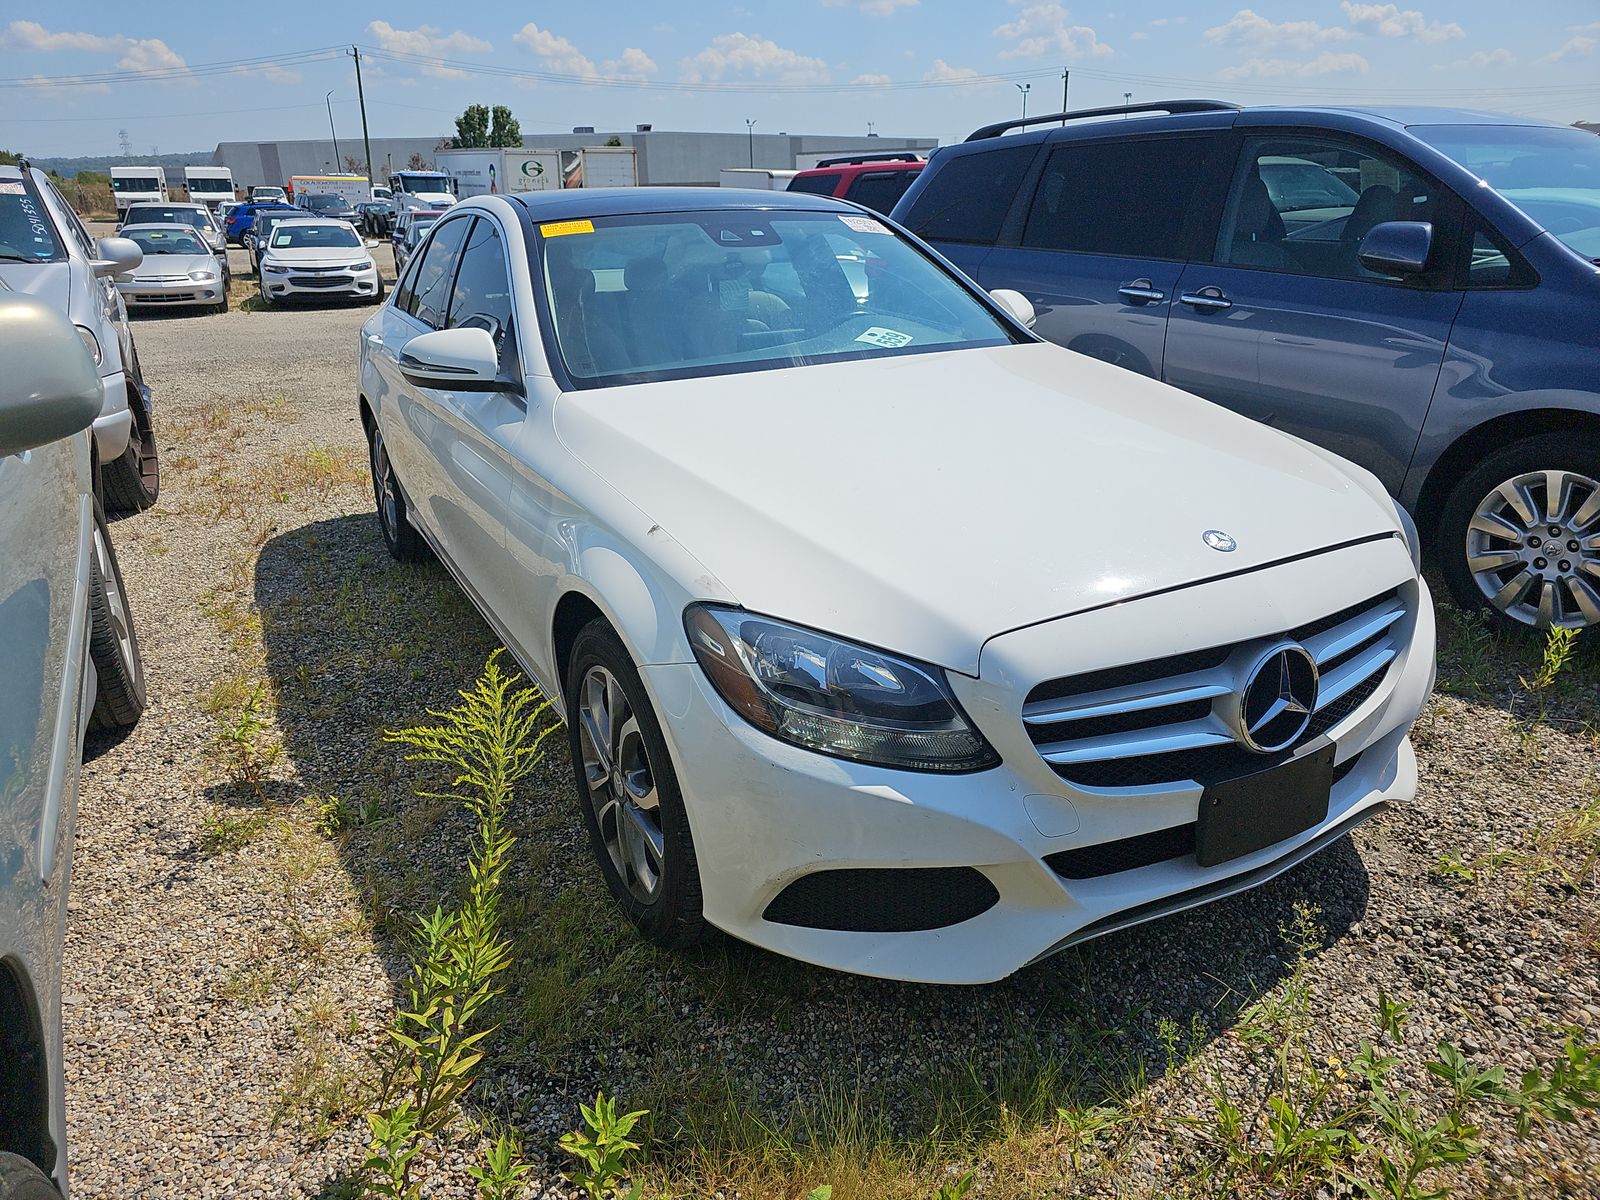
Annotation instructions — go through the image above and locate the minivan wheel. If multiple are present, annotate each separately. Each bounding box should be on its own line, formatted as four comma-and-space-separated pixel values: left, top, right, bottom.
367, 422, 426, 562
566, 619, 707, 947
0, 1152, 61, 1199
100, 401, 160, 514
88, 497, 147, 731
1439, 432, 1600, 631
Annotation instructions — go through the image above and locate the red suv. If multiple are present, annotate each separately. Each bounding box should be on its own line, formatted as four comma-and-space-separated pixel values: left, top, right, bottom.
787, 154, 925, 214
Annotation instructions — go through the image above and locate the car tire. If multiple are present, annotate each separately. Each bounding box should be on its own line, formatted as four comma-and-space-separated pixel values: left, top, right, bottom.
565, 619, 708, 948
367, 420, 426, 562
0, 1153, 61, 1199
1437, 431, 1600, 632
87, 497, 146, 732
100, 399, 159, 514
371, 281, 385, 305
218, 288, 230, 314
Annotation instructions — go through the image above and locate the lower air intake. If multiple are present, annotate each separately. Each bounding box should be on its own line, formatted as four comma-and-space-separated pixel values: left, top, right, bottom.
762, 867, 1000, 933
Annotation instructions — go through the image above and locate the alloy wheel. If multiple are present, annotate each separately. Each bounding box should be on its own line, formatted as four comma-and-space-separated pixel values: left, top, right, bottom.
1466, 468, 1600, 629
371, 428, 400, 541
577, 664, 666, 904
92, 516, 142, 692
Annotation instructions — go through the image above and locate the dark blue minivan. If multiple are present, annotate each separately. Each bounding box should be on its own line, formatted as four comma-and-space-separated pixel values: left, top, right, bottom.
895, 102, 1600, 633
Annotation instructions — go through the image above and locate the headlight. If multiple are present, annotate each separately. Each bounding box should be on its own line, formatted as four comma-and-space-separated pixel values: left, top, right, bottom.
189, 269, 218, 282
684, 605, 999, 773
263, 263, 289, 274
350, 258, 374, 271
74, 325, 102, 366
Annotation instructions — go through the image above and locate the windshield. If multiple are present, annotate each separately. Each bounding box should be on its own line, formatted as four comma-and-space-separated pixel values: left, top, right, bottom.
111, 176, 162, 192
126, 228, 207, 255
189, 178, 231, 194
127, 207, 208, 230
1413, 124, 1600, 260
306, 194, 345, 211
271, 224, 361, 249
539, 209, 1021, 388
0, 189, 64, 261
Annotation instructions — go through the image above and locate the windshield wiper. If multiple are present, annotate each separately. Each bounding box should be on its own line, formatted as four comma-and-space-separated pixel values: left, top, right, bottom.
0, 252, 42, 263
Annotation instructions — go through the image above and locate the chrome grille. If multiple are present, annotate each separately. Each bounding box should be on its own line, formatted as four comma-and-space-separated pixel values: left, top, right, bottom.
1024, 590, 1405, 789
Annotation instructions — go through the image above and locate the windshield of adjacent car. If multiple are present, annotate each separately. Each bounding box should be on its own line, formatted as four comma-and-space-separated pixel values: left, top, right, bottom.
271, 224, 361, 249
188, 177, 232, 193
0, 187, 65, 261
306, 194, 346, 211
538, 210, 1022, 388
1413, 123, 1600, 260
127, 207, 208, 230
126, 228, 208, 255
111, 176, 163, 192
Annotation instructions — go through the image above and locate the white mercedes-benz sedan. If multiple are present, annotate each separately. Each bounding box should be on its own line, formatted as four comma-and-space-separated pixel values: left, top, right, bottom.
357, 189, 1436, 984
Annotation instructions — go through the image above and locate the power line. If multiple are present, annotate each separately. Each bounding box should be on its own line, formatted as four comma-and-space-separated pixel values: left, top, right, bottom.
0, 45, 348, 88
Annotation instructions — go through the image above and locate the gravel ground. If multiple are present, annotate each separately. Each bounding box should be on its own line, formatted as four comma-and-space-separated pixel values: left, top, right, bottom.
64, 226, 1599, 1198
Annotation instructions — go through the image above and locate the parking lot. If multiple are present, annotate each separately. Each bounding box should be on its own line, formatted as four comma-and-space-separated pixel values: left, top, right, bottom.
53, 225, 1600, 1197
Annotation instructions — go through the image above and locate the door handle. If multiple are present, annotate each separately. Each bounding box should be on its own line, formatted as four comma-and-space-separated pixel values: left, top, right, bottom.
1118, 279, 1165, 305
1179, 286, 1232, 313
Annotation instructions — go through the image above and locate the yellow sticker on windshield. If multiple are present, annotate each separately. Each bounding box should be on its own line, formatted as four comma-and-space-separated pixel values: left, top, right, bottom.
540, 219, 594, 237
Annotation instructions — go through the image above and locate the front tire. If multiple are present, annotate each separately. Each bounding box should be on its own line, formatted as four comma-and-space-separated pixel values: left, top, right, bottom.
566, 619, 707, 948
88, 498, 146, 731
367, 420, 425, 562
1438, 432, 1600, 631
0, 1152, 61, 1199
100, 398, 159, 514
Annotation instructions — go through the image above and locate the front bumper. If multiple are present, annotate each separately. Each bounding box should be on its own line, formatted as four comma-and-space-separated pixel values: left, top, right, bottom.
261, 264, 380, 301
117, 278, 225, 308
641, 537, 1434, 984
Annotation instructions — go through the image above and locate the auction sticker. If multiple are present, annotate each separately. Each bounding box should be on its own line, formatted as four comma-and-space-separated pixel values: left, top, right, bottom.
0, 181, 23, 195
856, 326, 913, 349
540, 219, 594, 237
838, 214, 889, 234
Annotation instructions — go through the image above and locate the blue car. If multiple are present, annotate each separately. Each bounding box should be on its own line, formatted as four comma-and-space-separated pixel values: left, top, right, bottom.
223, 201, 296, 245
895, 102, 1600, 633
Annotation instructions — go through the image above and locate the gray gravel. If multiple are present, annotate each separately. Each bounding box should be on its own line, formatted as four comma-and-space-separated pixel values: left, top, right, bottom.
64, 227, 1599, 1198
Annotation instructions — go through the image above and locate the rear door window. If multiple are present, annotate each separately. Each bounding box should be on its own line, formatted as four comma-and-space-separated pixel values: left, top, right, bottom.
899, 145, 1035, 246
843, 170, 921, 214
788, 172, 843, 196
1021, 136, 1216, 260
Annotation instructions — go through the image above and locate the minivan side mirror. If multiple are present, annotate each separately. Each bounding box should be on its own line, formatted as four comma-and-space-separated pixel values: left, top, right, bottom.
397, 327, 509, 392
990, 288, 1037, 329
1358, 221, 1433, 277
0, 298, 104, 458
92, 236, 143, 279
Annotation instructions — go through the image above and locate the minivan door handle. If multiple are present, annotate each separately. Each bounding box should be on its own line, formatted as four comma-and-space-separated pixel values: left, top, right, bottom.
1179, 286, 1232, 313
1117, 279, 1165, 305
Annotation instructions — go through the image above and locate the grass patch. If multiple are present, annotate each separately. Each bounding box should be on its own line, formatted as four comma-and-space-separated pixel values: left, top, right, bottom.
198, 808, 272, 856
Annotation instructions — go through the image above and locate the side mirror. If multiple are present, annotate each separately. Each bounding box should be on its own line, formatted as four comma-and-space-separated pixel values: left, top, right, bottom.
398, 328, 507, 392
990, 287, 1037, 330
0, 298, 104, 458
92, 236, 143, 279
1358, 221, 1433, 277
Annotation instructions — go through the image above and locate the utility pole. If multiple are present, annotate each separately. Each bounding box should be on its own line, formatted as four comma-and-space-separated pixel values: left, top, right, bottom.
745, 118, 756, 168
1124, 90, 1133, 116
1061, 68, 1069, 124
352, 46, 375, 188
1015, 82, 1030, 120
326, 90, 341, 168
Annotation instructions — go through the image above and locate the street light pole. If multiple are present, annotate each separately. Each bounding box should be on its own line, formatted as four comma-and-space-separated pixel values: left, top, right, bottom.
326, 90, 341, 168
745, 118, 756, 168
1015, 82, 1031, 120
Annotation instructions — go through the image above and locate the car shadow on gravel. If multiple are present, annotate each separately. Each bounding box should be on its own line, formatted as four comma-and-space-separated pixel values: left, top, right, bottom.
250, 512, 1373, 1172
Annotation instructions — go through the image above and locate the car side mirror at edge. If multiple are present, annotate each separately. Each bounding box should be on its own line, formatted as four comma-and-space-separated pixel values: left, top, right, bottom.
397, 327, 510, 392
0, 298, 104, 459
989, 288, 1037, 330
91, 236, 143, 279
1358, 221, 1433, 277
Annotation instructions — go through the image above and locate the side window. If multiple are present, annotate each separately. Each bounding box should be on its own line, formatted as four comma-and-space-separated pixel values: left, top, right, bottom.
900, 145, 1035, 246
1215, 136, 1443, 283
392, 245, 424, 313
1467, 223, 1537, 288
447, 218, 517, 371
1021, 137, 1214, 260
406, 216, 472, 328
45, 180, 94, 257
843, 170, 920, 215
788, 172, 842, 196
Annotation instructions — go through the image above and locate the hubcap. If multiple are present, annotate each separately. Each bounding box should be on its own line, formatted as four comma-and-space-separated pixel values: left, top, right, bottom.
1467, 468, 1600, 629
576, 665, 665, 905
371, 431, 400, 540
92, 520, 141, 690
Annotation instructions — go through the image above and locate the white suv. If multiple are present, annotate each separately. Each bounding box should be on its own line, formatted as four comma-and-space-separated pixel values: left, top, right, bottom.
0, 163, 160, 512
358, 190, 1436, 984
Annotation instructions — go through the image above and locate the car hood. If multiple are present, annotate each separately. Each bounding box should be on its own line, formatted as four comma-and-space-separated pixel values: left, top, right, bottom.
124, 253, 217, 278
554, 342, 1404, 675
262, 246, 368, 266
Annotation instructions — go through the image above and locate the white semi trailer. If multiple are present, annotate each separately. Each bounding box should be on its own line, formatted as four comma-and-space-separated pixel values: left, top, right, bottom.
438, 147, 638, 198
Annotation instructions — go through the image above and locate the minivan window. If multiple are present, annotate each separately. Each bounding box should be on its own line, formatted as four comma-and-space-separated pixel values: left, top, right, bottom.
844, 170, 920, 215
787, 172, 842, 196
1022, 137, 1213, 260
900, 145, 1035, 246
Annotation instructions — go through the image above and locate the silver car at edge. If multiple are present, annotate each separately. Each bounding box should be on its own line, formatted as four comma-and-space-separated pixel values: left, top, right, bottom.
0, 295, 147, 1196
0, 163, 161, 515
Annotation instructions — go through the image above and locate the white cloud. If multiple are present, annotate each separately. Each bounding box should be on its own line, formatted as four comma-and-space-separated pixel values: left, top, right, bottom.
679, 32, 829, 83
823, 0, 919, 14
1538, 21, 1600, 64
1204, 10, 1354, 50
601, 47, 658, 81
993, 3, 1112, 59
1340, 3, 1462, 43
1433, 47, 1513, 70
923, 58, 979, 82
1130, 30, 1148, 41
852, 72, 892, 84
514, 23, 598, 76
1219, 51, 1370, 79
367, 21, 491, 56
115, 38, 186, 74
2, 20, 188, 77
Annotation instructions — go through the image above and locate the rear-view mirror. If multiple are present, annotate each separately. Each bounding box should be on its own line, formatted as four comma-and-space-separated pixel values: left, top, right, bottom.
1358, 221, 1433, 277
0, 298, 104, 458
990, 288, 1037, 329
397, 327, 508, 392
92, 236, 143, 279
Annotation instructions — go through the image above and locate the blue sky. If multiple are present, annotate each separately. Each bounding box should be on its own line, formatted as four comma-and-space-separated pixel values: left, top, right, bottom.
3, 2, 1598, 156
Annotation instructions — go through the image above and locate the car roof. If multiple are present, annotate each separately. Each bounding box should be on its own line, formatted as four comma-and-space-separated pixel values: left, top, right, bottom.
502, 186, 855, 221
127, 201, 207, 210
795, 161, 923, 175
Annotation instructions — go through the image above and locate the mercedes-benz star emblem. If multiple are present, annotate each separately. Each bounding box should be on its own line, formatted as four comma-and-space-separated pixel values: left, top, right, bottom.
1236, 644, 1319, 753
1203, 529, 1237, 552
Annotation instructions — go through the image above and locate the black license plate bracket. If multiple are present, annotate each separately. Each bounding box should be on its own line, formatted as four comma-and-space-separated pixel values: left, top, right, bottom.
1195, 746, 1334, 868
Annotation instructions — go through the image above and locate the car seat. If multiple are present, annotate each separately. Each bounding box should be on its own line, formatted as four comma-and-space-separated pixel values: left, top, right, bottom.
1228, 168, 1295, 270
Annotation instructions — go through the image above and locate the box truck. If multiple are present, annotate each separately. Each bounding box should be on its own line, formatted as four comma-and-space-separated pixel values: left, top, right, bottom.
438, 147, 638, 198
109, 166, 168, 215
183, 165, 236, 208
287, 174, 370, 207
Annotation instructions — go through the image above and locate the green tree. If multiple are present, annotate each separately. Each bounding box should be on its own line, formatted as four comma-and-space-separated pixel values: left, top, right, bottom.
454, 104, 491, 149
489, 106, 521, 148
0, 150, 21, 166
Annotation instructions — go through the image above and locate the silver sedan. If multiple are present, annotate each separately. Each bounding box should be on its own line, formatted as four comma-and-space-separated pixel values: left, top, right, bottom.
114, 225, 229, 313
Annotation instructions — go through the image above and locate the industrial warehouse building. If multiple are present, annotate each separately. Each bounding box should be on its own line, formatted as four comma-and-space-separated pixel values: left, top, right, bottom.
215, 128, 938, 190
